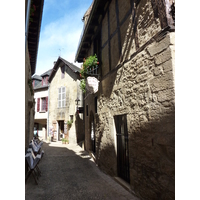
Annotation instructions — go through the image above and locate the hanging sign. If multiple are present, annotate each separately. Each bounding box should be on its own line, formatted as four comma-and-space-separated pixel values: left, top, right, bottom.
86, 77, 99, 93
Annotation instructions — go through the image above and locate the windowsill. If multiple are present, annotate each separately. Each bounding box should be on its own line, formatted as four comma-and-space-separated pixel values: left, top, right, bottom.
39, 110, 46, 113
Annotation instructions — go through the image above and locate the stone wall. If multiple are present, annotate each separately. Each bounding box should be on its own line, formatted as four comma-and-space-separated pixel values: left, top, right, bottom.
25, 45, 35, 172
97, 32, 175, 199
49, 64, 78, 143
83, 0, 175, 199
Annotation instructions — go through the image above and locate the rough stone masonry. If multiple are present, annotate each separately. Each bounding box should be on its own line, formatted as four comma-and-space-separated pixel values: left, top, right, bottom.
81, 0, 175, 199
96, 31, 175, 200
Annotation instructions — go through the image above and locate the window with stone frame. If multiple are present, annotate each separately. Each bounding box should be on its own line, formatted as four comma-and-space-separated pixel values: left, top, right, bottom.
58, 87, 66, 108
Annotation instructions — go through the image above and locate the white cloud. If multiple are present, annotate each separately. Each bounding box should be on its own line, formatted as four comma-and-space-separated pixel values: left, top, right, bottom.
35, 0, 92, 75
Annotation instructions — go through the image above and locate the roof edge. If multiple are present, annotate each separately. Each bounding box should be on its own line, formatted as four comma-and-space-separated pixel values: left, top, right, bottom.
75, 0, 99, 62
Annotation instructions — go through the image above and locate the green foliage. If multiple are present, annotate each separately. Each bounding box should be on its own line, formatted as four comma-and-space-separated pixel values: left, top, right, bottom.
62, 138, 68, 143
80, 79, 86, 93
67, 120, 72, 125
28, 78, 34, 96
83, 54, 98, 69
80, 54, 99, 93
67, 120, 73, 130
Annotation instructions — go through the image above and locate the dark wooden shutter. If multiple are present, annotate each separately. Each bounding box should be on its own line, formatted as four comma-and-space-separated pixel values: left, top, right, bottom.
61, 66, 65, 79
46, 97, 48, 111
58, 88, 61, 108
37, 98, 40, 112
62, 87, 66, 107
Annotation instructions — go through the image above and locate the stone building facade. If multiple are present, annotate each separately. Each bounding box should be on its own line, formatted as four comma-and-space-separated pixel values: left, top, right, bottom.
75, 0, 175, 199
48, 57, 83, 144
25, 45, 35, 152
32, 69, 52, 140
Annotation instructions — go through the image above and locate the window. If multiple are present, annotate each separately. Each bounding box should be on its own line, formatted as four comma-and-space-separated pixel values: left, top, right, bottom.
86, 105, 88, 116
36, 97, 48, 112
58, 87, 66, 108
42, 76, 48, 86
95, 96, 97, 113
61, 66, 65, 79
41, 98, 46, 111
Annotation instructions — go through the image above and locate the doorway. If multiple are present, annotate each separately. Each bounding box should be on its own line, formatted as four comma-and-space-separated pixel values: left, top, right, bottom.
58, 120, 64, 141
114, 114, 130, 183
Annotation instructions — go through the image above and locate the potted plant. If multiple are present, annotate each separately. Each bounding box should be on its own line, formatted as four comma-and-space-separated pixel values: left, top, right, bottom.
62, 138, 66, 144
62, 138, 69, 144
80, 54, 99, 93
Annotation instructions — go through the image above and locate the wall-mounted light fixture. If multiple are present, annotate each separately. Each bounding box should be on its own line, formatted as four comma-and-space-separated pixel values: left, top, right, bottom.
75, 97, 80, 113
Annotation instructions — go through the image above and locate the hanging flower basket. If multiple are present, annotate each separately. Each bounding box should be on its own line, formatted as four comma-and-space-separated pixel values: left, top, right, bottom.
80, 54, 99, 93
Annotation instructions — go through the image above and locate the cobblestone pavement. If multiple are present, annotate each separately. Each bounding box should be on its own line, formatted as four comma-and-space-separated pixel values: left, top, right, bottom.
25, 141, 140, 200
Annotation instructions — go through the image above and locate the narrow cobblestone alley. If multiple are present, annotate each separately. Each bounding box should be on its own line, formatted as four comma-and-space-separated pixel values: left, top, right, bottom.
25, 141, 139, 200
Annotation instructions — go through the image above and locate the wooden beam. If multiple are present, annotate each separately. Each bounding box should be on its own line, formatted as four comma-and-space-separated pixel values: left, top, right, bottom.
115, 0, 122, 58
133, 2, 139, 50
107, 6, 111, 72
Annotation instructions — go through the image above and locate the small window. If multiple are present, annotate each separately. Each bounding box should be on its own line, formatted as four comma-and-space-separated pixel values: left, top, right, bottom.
58, 87, 66, 108
61, 66, 65, 79
42, 77, 46, 86
41, 98, 46, 111
86, 105, 88, 116
95, 96, 97, 113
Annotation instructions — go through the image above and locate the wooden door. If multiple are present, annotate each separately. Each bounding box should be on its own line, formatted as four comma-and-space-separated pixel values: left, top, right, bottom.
114, 114, 130, 183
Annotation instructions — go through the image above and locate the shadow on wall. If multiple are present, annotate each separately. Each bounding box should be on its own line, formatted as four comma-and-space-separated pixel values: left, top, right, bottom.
94, 113, 117, 176
75, 111, 84, 143
129, 108, 175, 200
100, 12, 136, 98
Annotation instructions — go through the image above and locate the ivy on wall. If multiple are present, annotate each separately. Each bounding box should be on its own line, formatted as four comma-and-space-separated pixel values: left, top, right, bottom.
28, 78, 34, 96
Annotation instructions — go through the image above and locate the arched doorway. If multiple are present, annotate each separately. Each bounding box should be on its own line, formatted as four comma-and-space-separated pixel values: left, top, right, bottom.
89, 111, 95, 154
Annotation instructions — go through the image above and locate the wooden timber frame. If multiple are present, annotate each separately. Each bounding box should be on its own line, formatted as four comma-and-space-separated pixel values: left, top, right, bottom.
75, 0, 175, 80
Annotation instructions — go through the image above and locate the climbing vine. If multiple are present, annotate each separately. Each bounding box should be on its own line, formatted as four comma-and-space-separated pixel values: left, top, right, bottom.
28, 78, 34, 96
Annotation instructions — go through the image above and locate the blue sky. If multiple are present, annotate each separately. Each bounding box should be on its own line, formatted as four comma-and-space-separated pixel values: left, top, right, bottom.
35, 0, 93, 75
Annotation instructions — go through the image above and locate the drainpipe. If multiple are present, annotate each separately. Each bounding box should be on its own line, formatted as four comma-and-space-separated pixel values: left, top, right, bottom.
47, 83, 50, 140
25, 0, 31, 54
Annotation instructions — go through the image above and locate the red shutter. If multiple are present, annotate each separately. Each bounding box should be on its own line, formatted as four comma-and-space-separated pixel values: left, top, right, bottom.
46, 97, 48, 111
37, 98, 40, 112
46, 76, 48, 84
